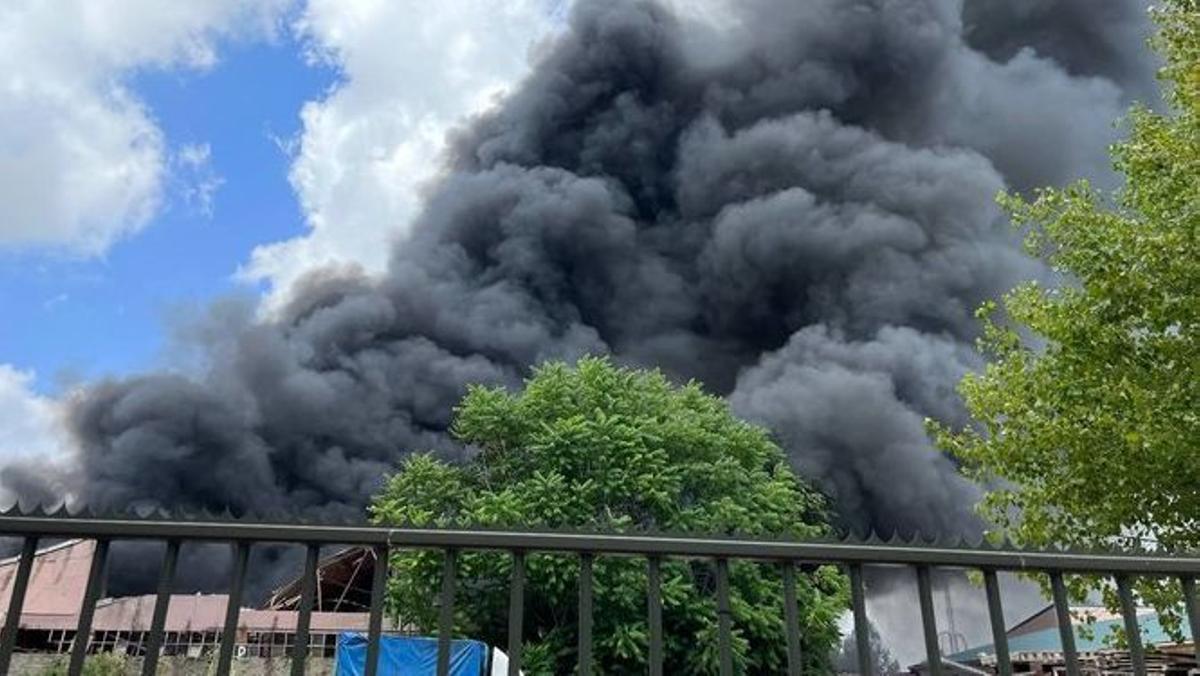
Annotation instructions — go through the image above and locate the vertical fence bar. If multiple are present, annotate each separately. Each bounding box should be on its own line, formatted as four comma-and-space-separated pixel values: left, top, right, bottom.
1115, 574, 1146, 676
782, 561, 802, 676
1049, 572, 1080, 676
0, 536, 38, 674
579, 553, 594, 676
1182, 577, 1200, 663
291, 544, 320, 676
982, 569, 1012, 676
848, 564, 872, 676
365, 544, 388, 676
715, 558, 733, 676
915, 565, 941, 676
507, 551, 525, 676
67, 538, 110, 676
141, 540, 180, 676
216, 542, 251, 676
436, 548, 458, 676
647, 556, 663, 676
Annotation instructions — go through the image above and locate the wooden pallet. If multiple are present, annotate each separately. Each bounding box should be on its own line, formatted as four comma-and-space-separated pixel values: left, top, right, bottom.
1000, 648, 1199, 675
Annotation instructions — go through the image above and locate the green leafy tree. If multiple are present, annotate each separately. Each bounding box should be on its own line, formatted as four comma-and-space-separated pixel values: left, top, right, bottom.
371, 357, 847, 674
932, 1, 1199, 639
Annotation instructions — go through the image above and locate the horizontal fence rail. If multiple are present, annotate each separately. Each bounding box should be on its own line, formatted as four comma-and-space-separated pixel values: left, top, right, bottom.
0, 512, 1196, 675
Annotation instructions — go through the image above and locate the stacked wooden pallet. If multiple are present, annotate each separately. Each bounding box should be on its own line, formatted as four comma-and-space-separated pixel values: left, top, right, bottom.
1002, 648, 1198, 675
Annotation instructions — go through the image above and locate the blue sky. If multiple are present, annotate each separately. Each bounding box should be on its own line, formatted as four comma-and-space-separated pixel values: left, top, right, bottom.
0, 1, 561, 399
0, 36, 333, 393
0, 0, 562, 473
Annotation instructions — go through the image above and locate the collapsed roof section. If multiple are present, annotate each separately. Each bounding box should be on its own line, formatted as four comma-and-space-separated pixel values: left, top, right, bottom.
265, 545, 378, 613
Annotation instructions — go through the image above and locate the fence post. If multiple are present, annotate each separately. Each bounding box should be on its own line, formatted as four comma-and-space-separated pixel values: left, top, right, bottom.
0, 537, 38, 674
67, 538, 110, 676
141, 540, 180, 676
849, 564, 872, 676
578, 553, 594, 676
365, 544, 388, 676
1049, 572, 1080, 676
782, 561, 802, 676
215, 542, 251, 676
647, 556, 663, 676
982, 569, 1012, 676
915, 565, 941, 676
507, 551, 525, 675
436, 548, 458, 676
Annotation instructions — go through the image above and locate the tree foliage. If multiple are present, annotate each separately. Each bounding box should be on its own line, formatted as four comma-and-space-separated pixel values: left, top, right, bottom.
371, 357, 847, 674
932, 0, 1200, 638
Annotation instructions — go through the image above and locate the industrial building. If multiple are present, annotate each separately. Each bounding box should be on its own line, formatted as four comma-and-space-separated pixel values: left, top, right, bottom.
0, 539, 381, 661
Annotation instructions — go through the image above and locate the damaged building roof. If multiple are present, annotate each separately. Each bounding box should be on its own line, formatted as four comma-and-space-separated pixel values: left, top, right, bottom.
265, 544, 378, 613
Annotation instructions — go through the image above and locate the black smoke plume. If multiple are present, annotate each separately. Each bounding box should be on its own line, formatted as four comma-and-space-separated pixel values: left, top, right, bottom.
5, 0, 1155, 546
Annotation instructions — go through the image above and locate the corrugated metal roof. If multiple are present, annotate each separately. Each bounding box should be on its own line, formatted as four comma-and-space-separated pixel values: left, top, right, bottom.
0, 539, 95, 622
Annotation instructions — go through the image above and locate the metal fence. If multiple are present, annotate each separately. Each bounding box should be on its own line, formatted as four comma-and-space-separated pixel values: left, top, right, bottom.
0, 511, 1199, 676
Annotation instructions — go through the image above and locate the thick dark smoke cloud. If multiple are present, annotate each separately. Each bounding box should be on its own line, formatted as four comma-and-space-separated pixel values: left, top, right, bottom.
4, 0, 1156, 545
962, 0, 1158, 103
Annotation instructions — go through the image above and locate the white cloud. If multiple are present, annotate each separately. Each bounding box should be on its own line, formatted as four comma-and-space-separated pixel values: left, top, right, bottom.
241, 0, 565, 306
174, 142, 225, 217
0, 365, 70, 463
0, 1, 286, 255
177, 143, 213, 169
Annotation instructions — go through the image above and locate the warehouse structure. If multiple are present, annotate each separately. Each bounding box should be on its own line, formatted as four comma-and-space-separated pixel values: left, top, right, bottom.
0, 539, 383, 660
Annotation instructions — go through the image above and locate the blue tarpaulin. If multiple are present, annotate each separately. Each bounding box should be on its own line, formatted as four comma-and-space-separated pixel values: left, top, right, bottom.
335, 632, 487, 675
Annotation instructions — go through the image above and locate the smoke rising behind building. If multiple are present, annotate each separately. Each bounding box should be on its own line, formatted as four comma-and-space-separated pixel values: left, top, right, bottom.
2, 0, 1156, 544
